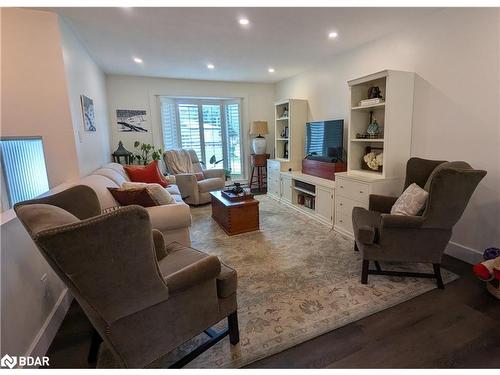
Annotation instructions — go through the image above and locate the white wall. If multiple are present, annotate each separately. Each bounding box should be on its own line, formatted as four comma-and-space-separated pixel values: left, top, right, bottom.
276, 8, 500, 259
1, 8, 80, 187
105, 75, 275, 178
59, 18, 111, 177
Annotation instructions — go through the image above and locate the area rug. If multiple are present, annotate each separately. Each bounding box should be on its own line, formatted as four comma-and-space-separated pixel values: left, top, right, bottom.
99, 195, 458, 368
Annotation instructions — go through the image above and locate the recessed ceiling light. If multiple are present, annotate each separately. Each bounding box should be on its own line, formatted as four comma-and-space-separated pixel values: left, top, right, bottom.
207, 64, 215, 69
328, 31, 338, 39
268, 68, 275, 73
133, 57, 143, 63
239, 18, 250, 25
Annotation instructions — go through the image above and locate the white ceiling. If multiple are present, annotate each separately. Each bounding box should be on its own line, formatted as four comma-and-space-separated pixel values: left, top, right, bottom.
48, 7, 437, 83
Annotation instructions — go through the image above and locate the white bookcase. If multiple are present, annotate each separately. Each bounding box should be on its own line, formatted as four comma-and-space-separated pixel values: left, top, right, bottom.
335, 70, 415, 237
268, 99, 308, 200
347, 70, 414, 179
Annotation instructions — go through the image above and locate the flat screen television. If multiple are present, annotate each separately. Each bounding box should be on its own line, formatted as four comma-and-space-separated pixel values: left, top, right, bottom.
305, 119, 344, 162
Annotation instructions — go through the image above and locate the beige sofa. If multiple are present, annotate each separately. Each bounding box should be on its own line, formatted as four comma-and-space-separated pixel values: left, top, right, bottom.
77, 163, 192, 246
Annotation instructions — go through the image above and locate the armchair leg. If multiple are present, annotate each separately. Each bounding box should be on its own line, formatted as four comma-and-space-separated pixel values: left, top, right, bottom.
88, 327, 103, 364
433, 263, 445, 289
361, 259, 369, 284
228, 312, 240, 345
354, 242, 359, 252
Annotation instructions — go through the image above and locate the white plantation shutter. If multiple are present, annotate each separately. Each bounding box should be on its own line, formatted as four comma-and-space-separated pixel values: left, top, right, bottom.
158, 97, 244, 178
177, 103, 202, 158
160, 97, 179, 150
225, 101, 242, 176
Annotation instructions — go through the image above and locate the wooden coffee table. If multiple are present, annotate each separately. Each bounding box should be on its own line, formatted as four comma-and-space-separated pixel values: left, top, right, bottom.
210, 191, 259, 236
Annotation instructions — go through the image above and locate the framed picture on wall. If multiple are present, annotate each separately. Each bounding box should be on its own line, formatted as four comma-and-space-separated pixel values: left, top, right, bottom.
116, 109, 148, 132
80, 95, 96, 132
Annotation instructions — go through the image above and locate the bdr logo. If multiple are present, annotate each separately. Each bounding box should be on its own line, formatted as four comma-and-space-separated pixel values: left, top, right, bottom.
1, 354, 49, 368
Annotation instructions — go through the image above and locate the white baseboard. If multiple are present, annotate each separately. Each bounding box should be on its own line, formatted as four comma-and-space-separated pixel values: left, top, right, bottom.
445, 241, 483, 264
24, 288, 73, 361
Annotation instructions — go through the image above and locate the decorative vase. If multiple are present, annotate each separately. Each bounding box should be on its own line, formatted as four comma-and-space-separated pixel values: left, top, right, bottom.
252, 136, 266, 154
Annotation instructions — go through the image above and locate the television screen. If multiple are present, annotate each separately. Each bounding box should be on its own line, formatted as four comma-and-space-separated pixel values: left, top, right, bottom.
305, 120, 344, 161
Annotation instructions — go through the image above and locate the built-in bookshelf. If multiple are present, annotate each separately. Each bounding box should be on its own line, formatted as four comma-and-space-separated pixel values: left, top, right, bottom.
273, 99, 308, 167
347, 70, 414, 179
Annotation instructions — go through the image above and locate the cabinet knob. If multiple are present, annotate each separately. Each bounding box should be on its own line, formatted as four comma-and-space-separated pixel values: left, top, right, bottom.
339, 219, 343, 223
340, 185, 344, 189
339, 203, 343, 206
359, 191, 364, 194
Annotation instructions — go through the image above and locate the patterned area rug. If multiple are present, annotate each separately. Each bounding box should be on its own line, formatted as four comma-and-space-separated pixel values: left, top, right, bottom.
100, 196, 458, 368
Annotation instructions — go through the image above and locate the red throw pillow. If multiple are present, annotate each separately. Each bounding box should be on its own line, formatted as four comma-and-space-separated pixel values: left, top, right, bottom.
194, 172, 205, 181
124, 160, 168, 187
108, 188, 158, 208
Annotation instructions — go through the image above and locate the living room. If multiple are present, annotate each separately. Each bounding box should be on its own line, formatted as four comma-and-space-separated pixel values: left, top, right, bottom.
1, 1, 499, 371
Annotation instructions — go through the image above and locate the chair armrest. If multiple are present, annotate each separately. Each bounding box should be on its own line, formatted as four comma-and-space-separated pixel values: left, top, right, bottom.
146, 202, 192, 232
165, 255, 221, 294
380, 214, 424, 229
152, 229, 167, 260
369, 194, 398, 213
174, 173, 198, 199
357, 225, 376, 245
203, 168, 225, 180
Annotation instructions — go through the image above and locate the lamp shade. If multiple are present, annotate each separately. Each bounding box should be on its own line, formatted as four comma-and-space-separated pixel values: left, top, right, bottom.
250, 121, 268, 135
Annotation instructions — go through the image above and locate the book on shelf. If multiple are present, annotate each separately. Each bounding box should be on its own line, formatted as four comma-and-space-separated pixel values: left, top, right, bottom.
359, 98, 384, 107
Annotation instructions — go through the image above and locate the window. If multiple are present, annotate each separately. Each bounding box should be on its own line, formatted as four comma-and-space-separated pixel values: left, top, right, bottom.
160, 98, 243, 178
0, 137, 49, 210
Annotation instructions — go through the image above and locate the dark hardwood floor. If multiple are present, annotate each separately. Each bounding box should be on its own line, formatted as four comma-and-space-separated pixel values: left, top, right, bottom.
46, 255, 500, 369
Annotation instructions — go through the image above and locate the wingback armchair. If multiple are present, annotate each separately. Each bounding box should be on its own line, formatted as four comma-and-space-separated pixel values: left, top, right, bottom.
164, 149, 225, 205
352, 157, 486, 288
14, 185, 239, 368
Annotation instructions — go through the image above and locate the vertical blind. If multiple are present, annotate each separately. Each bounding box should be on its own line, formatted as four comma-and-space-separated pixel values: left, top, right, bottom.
0, 137, 49, 208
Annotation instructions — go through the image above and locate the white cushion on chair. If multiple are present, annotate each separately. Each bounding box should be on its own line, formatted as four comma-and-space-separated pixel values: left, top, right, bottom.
391, 183, 429, 216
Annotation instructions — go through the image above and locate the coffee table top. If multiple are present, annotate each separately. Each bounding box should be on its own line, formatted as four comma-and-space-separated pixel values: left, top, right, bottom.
210, 190, 258, 207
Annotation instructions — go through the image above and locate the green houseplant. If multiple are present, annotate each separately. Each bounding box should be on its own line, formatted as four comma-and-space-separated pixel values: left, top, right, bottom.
133, 141, 162, 165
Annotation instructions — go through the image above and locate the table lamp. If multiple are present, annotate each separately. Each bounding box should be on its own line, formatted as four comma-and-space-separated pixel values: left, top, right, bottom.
250, 121, 268, 154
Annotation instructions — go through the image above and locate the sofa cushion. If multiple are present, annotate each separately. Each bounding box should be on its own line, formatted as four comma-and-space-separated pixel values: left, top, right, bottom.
80, 175, 120, 210
108, 187, 159, 208
103, 163, 130, 182
159, 242, 237, 298
166, 184, 181, 196
93, 167, 128, 186
198, 177, 225, 193
16, 204, 79, 236
122, 182, 175, 205
124, 161, 168, 188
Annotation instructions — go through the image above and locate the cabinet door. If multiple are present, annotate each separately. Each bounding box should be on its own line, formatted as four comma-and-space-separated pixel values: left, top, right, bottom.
281, 176, 292, 203
315, 187, 334, 224
267, 166, 280, 197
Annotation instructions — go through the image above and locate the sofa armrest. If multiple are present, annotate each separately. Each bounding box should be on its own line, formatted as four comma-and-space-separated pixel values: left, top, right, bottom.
380, 214, 424, 229
369, 194, 398, 213
146, 202, 192, 232
202, 168, 225, 180
165, 255, 221, 294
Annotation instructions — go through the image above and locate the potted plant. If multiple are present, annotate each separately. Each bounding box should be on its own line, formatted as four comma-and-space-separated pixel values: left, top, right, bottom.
132, 141, 162, 165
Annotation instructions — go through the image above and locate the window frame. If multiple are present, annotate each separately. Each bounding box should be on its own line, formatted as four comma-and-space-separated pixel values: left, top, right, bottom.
165, 98, 243, 177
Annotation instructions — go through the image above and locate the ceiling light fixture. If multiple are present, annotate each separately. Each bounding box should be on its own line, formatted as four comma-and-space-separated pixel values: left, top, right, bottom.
328, 31, 338, 39
239, 18, 250, 25
207, 63, 215, 69
268, 68, 275, 73
133, 57, 143, 63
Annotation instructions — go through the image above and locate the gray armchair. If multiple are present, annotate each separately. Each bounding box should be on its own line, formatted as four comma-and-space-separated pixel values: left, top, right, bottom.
14, 185, 239, 368
164, 149, 225, 205
352, 157, 486, 288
